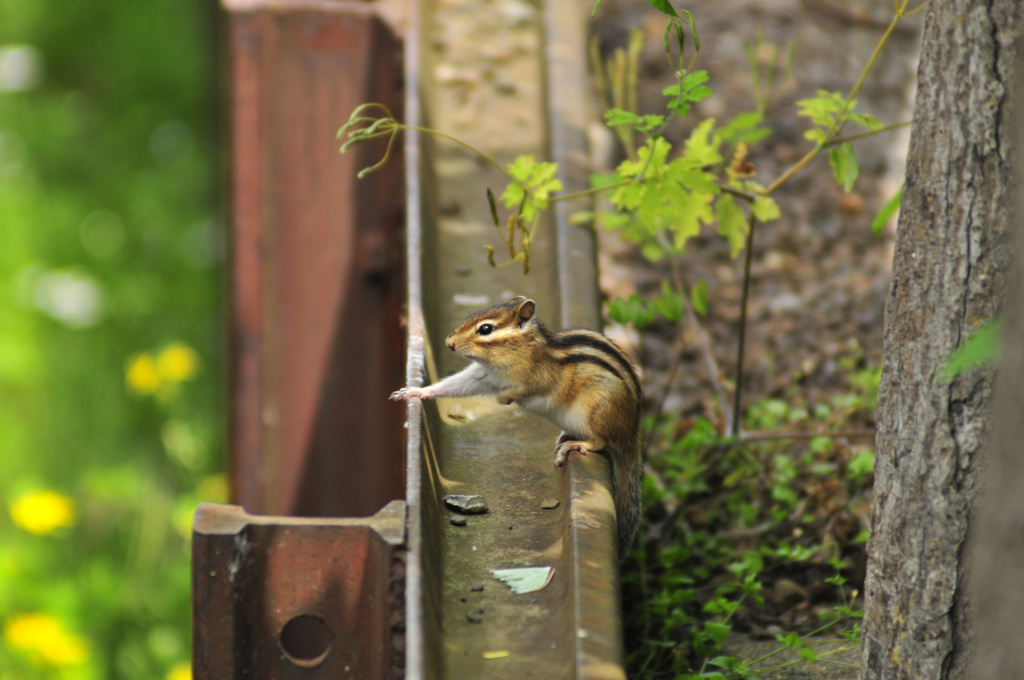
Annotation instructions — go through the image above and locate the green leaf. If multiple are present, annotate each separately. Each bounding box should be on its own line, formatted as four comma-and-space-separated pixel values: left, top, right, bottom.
798, 647, 818, 662
703, 622, 732, 646
570, 210, 596, 224
501, 154, 563, 222
809, 436, 834, 454
667, 189, 711, 251
848, 111, 884, 131
691, 276, 708, 317
708, 655, 748, 674
604, 109, 665, 133
591, 0, 602, 15
666, 160, 719, 193
796, 90, 846, 128
648, 0, 680, 18
663, 70, 713, 118
940, 319, 1003, 381
829, 141, 859, 191
607, 298, 631, 325
596, 210, 630, 230
716, 194, 748, 258
502, 179, 525, 211
641, 240, 666, 261
682, 117, 722, 166
637, 115, 666, 132
776, 632, 804, 649
652, 282, 684, 322
847, 450, 875, 482
608, 295, 656, 330
751, 195, 780, 222
804, 127, 828, 145
718, 110, 771, 144
871, 184, 903, 235
604, 108, 641, 127
703, 597, 740, 616
617, 137, 673, 179
827, 573, 848, 586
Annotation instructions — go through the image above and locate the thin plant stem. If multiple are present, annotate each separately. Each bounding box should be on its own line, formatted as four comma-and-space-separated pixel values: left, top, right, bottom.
551, 179, 633, 204
762, 7, 907, 196
401, 125, 512, 180
824, 120, 911, 148
644, 351, 683, 454
722, 428, 876, 446
730, 211, 757, 438
653, 235, 732, 435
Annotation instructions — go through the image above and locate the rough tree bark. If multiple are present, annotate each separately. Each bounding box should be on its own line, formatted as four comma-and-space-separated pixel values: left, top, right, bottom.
969, 56, 1024, 680
860, 2, 1020, 680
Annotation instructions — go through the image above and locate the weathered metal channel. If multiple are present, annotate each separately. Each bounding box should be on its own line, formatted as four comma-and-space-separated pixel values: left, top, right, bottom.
193, 0, 624, 678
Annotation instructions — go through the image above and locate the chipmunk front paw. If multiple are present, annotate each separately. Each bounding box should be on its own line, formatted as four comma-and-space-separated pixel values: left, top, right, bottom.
390, 387, 427, 401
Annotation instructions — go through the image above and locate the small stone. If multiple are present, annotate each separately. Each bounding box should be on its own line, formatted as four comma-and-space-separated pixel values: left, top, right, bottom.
839, 190, 864, 214
772, 578, 809, 606
450, 514, 468, 526
495, 78, 518, 95
444, 494, 489, 514
541, 498, 560, 509
471, 584, 485, 592
438, 200, 462, 216
467, 612, 483, 624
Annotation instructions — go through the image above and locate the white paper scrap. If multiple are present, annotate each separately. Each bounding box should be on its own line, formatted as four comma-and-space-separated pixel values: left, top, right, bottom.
490, 566, 555, 594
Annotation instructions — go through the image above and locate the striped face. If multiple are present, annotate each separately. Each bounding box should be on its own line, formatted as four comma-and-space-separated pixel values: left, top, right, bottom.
446, 296, 536, 358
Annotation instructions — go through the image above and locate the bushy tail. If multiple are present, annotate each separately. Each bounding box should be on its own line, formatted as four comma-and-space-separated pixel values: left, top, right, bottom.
613, 445, 644, 559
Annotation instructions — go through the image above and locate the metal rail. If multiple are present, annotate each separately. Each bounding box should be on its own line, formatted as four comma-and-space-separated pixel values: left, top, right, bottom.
402, 0, 624, 677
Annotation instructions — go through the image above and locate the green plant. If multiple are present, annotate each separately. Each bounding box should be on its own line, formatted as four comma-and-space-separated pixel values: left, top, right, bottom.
626, 404, 871, 678
0, 3, 224, 678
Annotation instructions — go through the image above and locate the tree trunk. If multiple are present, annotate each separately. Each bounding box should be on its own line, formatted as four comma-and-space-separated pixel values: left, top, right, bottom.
969, 56, 1024, 680
860, 2, 1021, 680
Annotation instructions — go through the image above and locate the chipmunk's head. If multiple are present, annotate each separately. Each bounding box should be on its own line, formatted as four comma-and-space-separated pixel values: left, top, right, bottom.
445, 296, 538, 360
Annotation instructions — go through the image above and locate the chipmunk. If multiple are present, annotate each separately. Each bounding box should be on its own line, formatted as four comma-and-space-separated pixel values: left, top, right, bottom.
390, 296, 643, 556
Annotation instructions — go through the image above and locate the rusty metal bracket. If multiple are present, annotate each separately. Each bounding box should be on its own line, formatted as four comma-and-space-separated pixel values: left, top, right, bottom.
192, 502, 406, 679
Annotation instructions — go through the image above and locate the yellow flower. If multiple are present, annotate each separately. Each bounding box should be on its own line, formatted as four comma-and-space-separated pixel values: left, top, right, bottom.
3, 612, 89, 668
198, 474, 228, 503
126, 352, 161, 394
157, 343, 199, 383
9, 490, 76, 536
166, 661, 192, 680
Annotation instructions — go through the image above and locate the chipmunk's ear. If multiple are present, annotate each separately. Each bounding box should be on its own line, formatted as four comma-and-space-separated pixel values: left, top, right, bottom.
515, 297, 536, 326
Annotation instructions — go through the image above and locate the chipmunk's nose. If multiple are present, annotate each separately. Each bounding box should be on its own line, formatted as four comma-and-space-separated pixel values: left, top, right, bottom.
445, 335, 456, 351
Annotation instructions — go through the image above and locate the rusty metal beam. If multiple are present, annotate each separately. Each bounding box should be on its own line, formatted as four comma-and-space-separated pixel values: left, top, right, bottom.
224, 0, 406, 518
200, 0, 624, 677
192, 501, 406, 679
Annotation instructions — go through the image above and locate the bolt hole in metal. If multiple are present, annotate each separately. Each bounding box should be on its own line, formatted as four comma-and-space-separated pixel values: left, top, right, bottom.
279, 614, 331, 667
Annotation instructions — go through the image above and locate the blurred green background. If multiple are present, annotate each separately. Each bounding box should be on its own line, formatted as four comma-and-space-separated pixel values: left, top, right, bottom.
1, 1, 223, 678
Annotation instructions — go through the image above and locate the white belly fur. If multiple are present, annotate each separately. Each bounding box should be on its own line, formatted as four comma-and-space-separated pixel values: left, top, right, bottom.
516, 394, 592, 440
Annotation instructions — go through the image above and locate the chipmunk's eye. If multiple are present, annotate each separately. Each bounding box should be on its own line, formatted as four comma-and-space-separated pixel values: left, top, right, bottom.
477, 323, 495, 336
